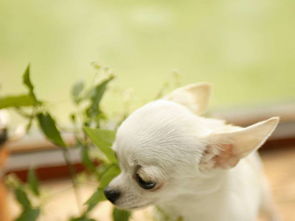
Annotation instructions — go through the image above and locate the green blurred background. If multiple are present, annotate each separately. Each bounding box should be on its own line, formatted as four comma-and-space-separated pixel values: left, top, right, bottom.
0, 0, 294, 122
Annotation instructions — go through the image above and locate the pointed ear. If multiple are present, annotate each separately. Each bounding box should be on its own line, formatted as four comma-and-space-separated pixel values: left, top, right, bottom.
200, 117, 279, 170
164, 83, 211, 115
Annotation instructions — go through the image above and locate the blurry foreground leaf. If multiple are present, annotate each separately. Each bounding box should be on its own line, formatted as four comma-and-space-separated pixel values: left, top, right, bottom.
84, 188, 105, 213
5, 174, 22, 189
112, 208, 131, 221
22, 64, 39, 104
72, 81, 85, 104
70, 216, 96, 221
15, 207, 40, 221
28, 168, 40, 196
85, 76, 114, 118
83, 127, 116, 163
0, 95, 36, 109
14, 188, 32, 210
90, 62, 101, 70
99, 164, 120, 188
37, 112, 66, 147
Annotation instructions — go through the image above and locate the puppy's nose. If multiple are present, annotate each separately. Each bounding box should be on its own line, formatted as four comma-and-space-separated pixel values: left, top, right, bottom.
104, 188, 121, 203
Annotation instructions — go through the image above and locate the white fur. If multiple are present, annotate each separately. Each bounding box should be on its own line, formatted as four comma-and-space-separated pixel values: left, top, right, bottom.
107, 83, 280, 221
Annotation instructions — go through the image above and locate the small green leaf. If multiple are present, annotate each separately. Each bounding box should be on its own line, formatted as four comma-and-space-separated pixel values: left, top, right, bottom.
85, 188, 105, 213
22, 64, 39, 104
16, 207, 40, 221
5, 174, 22, 189
85, 76, 114, 118
14, 188, 32, 210
37, 112, 66, 147
71, 81, 85, 104
83, 127, 116, 163
28, 168, 40, 196
90, 62, 101, 70
0, 94, 36, 109
70, 216, 96, 221
112, 208, 131, 221
95, 163, 111, 180
23, 65, 33, 93
99, 164, 120, 188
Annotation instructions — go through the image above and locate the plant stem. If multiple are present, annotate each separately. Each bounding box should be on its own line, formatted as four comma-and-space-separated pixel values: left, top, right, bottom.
61, 148, 82, 212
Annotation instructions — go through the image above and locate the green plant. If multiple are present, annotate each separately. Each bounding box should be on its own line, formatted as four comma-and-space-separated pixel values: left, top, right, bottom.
1, 64, 182, 221
2, 64, 130, 221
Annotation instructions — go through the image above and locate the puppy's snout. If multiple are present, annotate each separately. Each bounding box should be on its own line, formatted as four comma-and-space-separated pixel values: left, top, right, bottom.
104, 188, 121, 204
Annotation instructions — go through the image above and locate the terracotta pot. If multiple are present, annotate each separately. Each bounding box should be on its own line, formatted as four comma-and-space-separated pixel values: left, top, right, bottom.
0, 146, 10, 221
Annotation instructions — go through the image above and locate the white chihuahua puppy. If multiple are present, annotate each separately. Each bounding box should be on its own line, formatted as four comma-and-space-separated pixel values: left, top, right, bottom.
104, 83, 280, 221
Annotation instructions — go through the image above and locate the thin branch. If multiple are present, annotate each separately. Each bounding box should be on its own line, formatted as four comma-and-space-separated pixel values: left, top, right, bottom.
61, 148, 83, 212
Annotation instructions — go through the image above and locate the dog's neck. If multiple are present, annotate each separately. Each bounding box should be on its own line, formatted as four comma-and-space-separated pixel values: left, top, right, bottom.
154, 153, 262, 221
155, 169, 230, 221
155, 155, 263, 221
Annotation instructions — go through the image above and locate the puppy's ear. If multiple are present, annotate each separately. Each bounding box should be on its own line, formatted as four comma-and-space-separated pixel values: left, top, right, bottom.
164, 83, 211, 115
200, 117, 279, 170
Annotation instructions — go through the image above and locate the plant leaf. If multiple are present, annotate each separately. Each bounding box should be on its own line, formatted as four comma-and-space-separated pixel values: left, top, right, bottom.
71, 81, 85, 104
15, 207, 40, 221
112, 208, 131, 221
85, 76, 114, 118
99, 164, 120, 188
70, 216, 96, 221
37, 112, 66, 147
0, 94, 36, 109
83, 127, 116, 163
22, 64, 39, 104
84, 188, 105, 213
28, 168, 40, 196
14, 187, 32, 210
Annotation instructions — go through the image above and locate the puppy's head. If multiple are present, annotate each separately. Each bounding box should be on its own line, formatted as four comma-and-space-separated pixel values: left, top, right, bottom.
104, 83, 279, 209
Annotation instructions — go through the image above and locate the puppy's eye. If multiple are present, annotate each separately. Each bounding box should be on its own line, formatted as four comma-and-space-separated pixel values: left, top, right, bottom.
135, 173, 156, 190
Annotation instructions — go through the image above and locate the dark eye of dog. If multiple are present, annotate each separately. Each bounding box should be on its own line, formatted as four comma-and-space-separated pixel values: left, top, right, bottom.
135, 173, 156, 190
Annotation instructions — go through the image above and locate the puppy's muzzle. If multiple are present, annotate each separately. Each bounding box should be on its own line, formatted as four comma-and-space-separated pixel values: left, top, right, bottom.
104, 187, 121, 204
